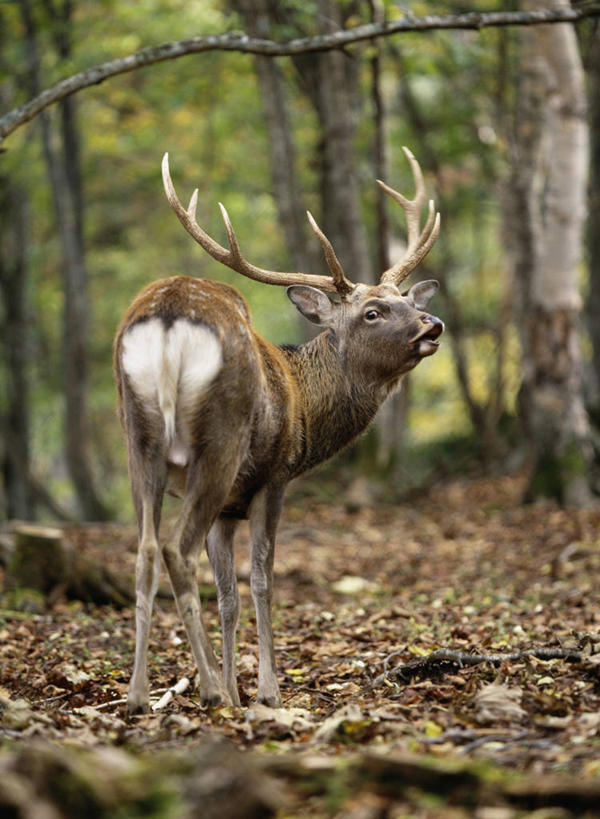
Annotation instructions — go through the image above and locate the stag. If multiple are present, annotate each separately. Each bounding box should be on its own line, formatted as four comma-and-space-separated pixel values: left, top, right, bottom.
114, 147, 443, 713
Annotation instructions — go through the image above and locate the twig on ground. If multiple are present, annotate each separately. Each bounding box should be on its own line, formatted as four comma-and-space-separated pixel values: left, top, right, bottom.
423, 728, 534, 751
152, 677, 191, 711
371, 646, 584, 687
32, 692, 72, 706
459, 730, 531, 754
95, 678, 192, 712
95, 698, 128, 710
382, 650, 405, 673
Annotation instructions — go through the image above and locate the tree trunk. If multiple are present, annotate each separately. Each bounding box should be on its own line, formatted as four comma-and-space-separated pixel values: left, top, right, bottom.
314, 0, 371, 280
231, 0, 319, 276
511, 0, 592, 505
289, 0, 371, 280
391, 41, 509, 465
369, 0, 389, 277
366, 0, 410, 472
232, 0, 371, 277
19, 0, 109, 520
0, 170, 34, 520
0, 14, 35, 521
585, 26, 600, 430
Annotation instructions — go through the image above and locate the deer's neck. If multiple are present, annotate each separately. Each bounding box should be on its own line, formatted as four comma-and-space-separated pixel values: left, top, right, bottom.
281, 332, 383, 476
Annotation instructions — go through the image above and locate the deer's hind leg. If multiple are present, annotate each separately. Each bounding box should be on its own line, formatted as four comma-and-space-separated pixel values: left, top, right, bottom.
162, 434, 247, 707
126, 423, 167, 715
207, 517, 241, 705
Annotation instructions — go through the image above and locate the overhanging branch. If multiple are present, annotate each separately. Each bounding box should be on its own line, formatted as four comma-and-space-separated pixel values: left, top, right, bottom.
1, 5, 600, 146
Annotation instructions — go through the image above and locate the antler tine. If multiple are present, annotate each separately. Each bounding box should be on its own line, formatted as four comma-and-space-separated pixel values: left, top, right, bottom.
218, 202, 244, 264
378, 147, 441, 286
306, 211, 354, 296
162, 152, 230, 266
186, 187, 243, 266
161, 152, 353, 294
187, 188, 199, 219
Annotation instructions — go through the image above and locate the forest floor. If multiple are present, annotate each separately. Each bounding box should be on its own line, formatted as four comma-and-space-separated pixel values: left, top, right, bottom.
1, 473, 600, 817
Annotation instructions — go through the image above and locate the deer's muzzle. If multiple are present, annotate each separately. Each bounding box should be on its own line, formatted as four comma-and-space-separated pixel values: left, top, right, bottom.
413, 315, 444, 356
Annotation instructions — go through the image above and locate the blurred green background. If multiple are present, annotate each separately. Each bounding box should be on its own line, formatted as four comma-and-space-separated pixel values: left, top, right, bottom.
1, 0, 598, 520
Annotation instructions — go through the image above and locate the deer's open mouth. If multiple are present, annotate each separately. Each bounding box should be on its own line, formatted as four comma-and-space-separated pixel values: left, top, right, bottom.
414, 320, 443, 356
420, 329, 442, 344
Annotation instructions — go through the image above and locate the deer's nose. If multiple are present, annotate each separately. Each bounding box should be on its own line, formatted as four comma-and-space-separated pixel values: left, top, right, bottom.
420, 314, 444, 339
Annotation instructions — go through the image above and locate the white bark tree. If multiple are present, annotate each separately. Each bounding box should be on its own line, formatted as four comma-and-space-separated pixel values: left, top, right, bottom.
511, 0, 592, 504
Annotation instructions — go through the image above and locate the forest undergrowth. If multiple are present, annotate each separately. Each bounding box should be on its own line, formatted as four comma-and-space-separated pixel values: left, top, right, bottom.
1, 473, 600, 817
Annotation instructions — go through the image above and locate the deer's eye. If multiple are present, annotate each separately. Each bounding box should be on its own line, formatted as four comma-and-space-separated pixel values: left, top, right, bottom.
364, 309, 381, 322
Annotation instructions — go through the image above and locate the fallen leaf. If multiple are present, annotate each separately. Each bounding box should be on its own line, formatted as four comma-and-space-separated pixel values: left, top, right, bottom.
314, 704, 372, 742
0, 696, 34, 730
331, 576, 379, 595
424, 720, 444, 738
473, 684, 527, 725
247, 704, 313, 731
51, 664, 92, 689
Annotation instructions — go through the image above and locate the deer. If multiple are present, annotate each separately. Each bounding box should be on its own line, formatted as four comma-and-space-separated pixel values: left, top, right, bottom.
114, 147, 444, 714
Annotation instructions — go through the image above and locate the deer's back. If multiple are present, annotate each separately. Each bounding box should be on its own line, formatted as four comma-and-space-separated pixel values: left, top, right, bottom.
114, 276, 300, 512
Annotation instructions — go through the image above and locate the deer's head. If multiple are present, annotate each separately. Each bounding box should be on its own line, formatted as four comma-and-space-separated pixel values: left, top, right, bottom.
287, 279, 443, 388
161, 146, 444, 384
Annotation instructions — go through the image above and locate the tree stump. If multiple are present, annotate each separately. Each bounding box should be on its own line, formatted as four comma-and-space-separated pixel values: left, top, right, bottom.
3, 523, 132, 608
7, 524, 67, 593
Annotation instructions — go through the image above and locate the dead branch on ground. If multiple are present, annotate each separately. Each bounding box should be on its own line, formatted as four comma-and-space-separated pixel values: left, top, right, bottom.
371, 646, 589, 688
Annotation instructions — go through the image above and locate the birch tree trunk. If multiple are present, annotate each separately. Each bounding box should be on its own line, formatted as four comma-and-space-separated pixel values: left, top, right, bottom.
512, 0, 592, 505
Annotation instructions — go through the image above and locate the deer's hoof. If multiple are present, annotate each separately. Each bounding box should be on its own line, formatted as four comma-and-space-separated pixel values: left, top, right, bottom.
257, 692, 282, 708
201, 693, 223, 707
127, 697, 150, 716
201, 689, 233, 708
225, 684, 241, 707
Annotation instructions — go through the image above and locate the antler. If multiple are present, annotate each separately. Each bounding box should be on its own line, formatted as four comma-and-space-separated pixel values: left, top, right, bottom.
162, 153, 355, 297
378, 147, 440, 287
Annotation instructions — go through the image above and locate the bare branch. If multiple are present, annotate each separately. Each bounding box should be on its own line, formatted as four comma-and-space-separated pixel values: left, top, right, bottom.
2, 5, 600, 145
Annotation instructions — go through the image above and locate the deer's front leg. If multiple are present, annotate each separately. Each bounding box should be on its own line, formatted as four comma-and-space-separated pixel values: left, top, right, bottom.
249, 484, 284, 707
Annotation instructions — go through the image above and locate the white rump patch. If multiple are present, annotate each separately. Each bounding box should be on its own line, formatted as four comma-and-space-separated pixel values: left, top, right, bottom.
121, 317, 222, 466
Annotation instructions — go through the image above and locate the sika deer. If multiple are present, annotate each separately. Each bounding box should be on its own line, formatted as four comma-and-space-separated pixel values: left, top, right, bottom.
114, 147, 444, 713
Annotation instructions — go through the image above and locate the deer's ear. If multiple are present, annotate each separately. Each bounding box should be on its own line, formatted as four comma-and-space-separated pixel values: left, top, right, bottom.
287, 285, 334, 326
404, 279, 439, 311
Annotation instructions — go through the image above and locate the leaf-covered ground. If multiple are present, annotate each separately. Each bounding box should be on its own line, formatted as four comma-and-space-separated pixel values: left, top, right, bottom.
1, 474, 600, 816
